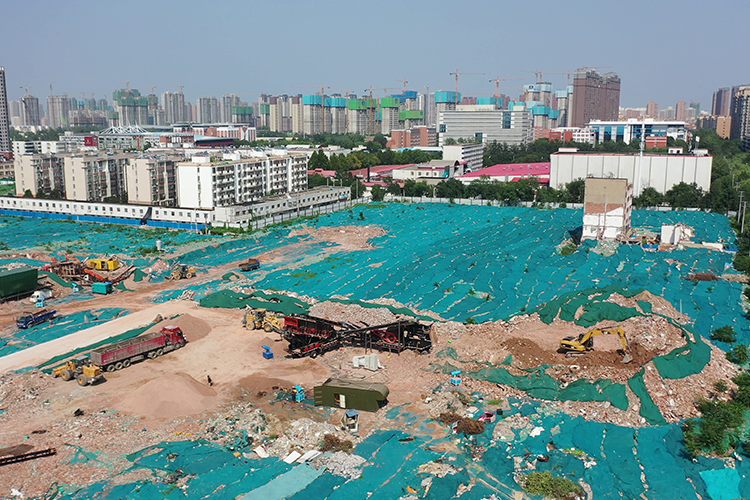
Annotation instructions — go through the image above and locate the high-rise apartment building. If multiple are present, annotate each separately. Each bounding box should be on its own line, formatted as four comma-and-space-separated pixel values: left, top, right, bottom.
712, 87, 732, 116
730, 85, 750, 141
0, 67, 9, 154
646, 101, 659, 118
21, 94, 41, 126
46, 95, 71, 129
112, 89, 149, 126
675, 101, 687, 121
570, 68, 621, 128
196, 97, 219, 123
220, 94, 241, 123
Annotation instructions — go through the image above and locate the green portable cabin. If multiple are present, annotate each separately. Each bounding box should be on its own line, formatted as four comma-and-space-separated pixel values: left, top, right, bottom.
0, 267, 39, 299
313, 378, 389, 412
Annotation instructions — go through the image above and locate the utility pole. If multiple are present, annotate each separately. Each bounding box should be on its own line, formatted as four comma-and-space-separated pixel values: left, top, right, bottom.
637, 123, 645, 196
743, 201, 747, 234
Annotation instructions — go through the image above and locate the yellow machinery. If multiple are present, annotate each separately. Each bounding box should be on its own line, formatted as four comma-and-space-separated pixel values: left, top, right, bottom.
245, 308, 284, 332
88, 259, 120, 271
52, 355, 105, 386
169, 265, 196, 280
559, 326, 633, 363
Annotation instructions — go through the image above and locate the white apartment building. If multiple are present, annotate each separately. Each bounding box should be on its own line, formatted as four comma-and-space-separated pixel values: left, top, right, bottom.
63, 153, 132, 202
438, 107, 534, 146
126, 154, 184, 206
14, 154, 66, 196
177, 152, 308, 210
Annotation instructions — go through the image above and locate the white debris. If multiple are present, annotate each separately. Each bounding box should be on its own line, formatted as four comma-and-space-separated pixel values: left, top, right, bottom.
529, 426, 544, 437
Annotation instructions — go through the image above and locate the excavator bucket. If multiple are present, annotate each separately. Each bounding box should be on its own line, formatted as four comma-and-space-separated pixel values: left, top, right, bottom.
622, 353, 633, 364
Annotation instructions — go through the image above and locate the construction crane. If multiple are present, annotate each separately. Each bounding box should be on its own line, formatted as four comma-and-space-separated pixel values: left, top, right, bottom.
294, 85, 331, 133
488, 77, 523, 109
449, 70, 485, 105
363, 86, 397, 135
394, 79, 409, 93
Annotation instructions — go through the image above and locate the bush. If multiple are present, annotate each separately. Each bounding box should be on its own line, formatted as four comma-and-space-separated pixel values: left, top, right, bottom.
465, 317, 477, 325
714, 380, 728, 393
726, 344, 749, 365
711, 326, 737, 343
683, 399, 745, 456
519, 471, 583, 500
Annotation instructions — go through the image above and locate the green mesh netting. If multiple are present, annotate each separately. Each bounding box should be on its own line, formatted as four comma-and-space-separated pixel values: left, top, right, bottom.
532, 285, 645, 327
628, 368, 667, 425
469, 365, 629, 411
199, 290, 310, 316
652, 321, 712, 379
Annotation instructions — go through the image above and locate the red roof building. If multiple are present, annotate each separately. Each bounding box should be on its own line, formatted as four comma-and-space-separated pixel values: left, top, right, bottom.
457, 162, 550, 185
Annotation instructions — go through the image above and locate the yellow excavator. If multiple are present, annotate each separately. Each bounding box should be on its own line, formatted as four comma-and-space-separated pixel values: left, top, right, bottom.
559, 326, 633, 363
52, 355, 105, 386
245, 308, 284, 332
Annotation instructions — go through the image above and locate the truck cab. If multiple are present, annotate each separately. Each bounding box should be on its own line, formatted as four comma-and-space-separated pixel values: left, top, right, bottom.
162, 326, 187, 346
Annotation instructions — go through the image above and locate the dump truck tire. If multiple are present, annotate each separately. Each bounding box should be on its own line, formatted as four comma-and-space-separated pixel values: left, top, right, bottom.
174, 342, 184, 349
61, 370, 74, 381
114, 362, 123, 371
106, 365, 116, 372
77, 374, 89, 386
122, 359, 131, 368
156, 348, 164, 356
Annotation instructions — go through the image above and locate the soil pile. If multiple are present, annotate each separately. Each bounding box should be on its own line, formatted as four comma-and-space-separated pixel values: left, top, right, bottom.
116, 372, 218, 419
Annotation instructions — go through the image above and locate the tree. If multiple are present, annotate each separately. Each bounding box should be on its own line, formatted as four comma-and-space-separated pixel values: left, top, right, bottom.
711, 326, 737, 343
726, 344, 749, 365
23, 189, 33, 198
435, 178, 466, 199
564, 179, 585, 203
633, 187, 664, 208
371, 185, 386, 201
373, 133, 387, 148
665, 182, 704, 209
308, 149, 330, 171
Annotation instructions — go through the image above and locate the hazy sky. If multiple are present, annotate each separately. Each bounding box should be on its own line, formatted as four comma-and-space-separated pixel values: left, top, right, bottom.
3, 0, 748, 110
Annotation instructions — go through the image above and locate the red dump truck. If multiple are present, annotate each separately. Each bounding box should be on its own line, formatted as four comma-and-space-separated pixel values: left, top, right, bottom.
89, 326, 187, 372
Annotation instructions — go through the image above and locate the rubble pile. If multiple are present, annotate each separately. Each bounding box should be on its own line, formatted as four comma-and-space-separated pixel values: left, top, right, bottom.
264, 418, 342, 457
312, 451, 366, 479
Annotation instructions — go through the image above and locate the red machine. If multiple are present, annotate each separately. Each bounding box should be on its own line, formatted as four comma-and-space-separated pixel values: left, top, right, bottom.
89, 326, 186, 372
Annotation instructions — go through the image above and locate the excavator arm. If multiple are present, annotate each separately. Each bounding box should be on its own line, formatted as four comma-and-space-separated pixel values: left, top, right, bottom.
560, 326, 632, 363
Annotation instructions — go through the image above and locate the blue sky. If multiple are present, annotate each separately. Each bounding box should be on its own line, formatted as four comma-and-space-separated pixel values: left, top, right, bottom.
3, 0, 748, 110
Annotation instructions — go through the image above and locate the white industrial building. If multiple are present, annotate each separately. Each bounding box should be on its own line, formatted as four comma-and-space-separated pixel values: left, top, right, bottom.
443, 143, 484, 172
438, 106, 533, 147
581, 178, 633, 240
549, 148, 712, 196
177, 152, 308, 209
586, 119, 688, 145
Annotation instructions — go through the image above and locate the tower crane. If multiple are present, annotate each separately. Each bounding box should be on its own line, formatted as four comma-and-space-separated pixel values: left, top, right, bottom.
394, 79, 409, 93
449, 70, 485, 105
363, 86, 397, 135
173, 84, 185, 93
488, 77, 523, 109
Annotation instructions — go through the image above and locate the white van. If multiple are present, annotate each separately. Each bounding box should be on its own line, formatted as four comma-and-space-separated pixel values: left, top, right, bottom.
30, 290, 53, 303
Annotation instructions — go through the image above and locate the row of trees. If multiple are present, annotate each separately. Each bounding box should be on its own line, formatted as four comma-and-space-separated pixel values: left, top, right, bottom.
235, 132, 389, 151
308, 148, 441, 174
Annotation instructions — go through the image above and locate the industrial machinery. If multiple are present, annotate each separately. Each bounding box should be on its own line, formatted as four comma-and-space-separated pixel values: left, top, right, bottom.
559, 326, 633, 363
246, 308, 284, 332
52, 355, 104, 386
169, 265, 196, 280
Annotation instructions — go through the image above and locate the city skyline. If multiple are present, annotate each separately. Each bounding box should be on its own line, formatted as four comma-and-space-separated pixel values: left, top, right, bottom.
2, 0, 748, 110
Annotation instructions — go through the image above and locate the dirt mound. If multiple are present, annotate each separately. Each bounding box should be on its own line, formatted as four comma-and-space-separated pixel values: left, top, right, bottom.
150, 314, 211, 342
116, 372, 218, 419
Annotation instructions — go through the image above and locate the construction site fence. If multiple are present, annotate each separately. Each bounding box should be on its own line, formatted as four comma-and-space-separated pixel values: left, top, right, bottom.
383, 195, 713, 212
225, 197, 369, 230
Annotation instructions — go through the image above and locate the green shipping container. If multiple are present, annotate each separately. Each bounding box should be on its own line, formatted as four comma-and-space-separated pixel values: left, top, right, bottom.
313, 378, 389, 412
0, 268, 38, 299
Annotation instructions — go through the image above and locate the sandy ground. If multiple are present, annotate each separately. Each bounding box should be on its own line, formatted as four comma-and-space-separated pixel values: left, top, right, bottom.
0, 223, 740, 497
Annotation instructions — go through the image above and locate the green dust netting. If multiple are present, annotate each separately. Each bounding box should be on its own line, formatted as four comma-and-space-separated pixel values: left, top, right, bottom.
39, 271, 76, 288
469, 365, 629, 411
51, 398, 750, 500
628, 368, 667, 425
199, 290, 310, 316
533, 285, 646, 326
652, 321, 712, 379
0, 308, 129, 359
151, 204, 745, 347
